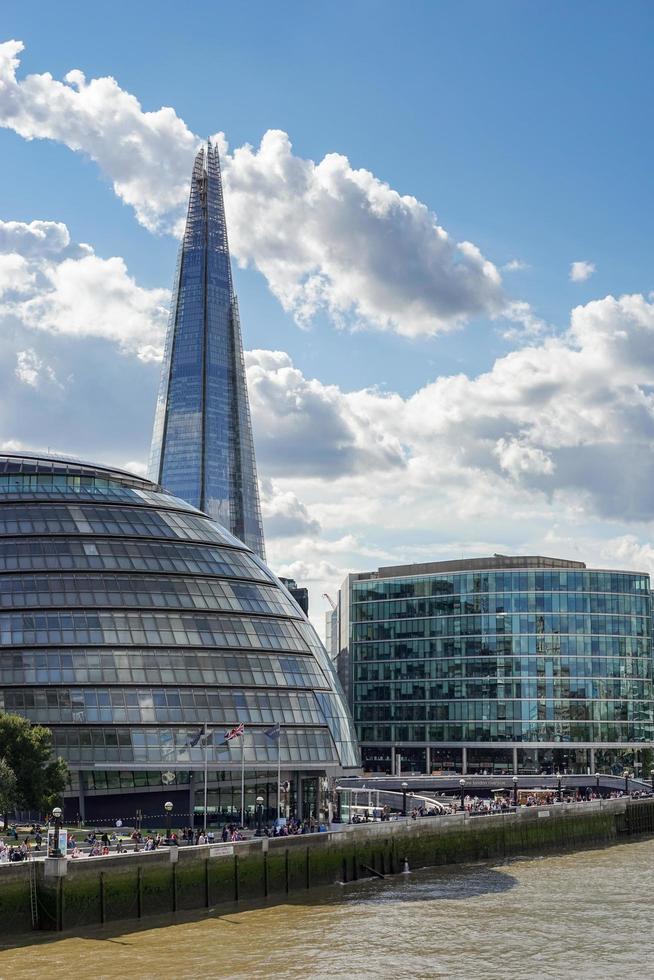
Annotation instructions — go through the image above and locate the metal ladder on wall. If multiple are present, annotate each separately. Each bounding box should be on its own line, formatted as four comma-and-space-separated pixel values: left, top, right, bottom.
28, 857, 39, 929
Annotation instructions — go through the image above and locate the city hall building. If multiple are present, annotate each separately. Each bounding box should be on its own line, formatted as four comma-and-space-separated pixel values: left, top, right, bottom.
335, 555, 654, 777
0, 451, 359, 823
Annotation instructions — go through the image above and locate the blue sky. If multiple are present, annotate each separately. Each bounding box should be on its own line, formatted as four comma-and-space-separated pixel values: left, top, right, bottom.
1, 1, 654, 626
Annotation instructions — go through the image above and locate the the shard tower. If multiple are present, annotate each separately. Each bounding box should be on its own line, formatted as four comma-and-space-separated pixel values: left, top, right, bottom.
149, 142, 266, 560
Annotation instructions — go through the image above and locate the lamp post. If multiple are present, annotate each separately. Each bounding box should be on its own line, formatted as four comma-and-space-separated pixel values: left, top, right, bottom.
594, 772, 600, 798
459, 778, 466, 812
255, 795, 264, 836
512, 775, 518, 808
401, 781, 408, 816
624, 770, 630, 796
52, 805, 63, 857
164, 800, 173, 840
556, 772, 562, 802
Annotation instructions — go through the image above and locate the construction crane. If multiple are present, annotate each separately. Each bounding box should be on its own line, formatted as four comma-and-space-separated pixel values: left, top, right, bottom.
322, 593, 336, 610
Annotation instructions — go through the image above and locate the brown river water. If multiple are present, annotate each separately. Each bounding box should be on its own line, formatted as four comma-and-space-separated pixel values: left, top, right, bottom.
1, 839, 653, 979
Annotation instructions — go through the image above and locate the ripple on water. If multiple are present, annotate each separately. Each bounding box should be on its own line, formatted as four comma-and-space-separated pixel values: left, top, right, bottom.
1, 840, 653, 980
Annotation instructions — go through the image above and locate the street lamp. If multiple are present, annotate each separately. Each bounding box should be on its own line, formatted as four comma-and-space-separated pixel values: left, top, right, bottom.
401, 781, 408, 816
594, 772, 600, 797
459, 778, 466, 812
623, 770, 630, 796
164, 800, 173, 839
52, 805, 63, 857
512, 775, 518, 808
255, 795, 264, 836
556, 772, 562, 802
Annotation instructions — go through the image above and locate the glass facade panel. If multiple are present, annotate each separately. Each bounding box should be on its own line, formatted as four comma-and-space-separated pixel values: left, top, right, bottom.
149, 142, 265, 559
344, 560, 654, 774
0, 451, 360, 809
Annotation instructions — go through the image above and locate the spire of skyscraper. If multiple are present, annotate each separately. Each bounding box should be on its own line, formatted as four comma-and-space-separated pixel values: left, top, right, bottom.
149, 142, 266, 559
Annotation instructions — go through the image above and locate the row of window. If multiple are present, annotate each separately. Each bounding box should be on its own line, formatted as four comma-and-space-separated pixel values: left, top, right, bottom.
355, 656, 653, 681
0, 572, 299, 618
50, 726, 339, 765
0, 477, 197, 515
0, 648, 327, 689
352, 592, 651, 621
0, 503, 238, 548
352, 570, 650, 600
79, 769, 192, 791
354, 679, 653, 702
0, 610, 307, 651
357, 722, 654, 743
355, 699, 651, 723
352, 635, 651, 660
2, 686, 327, 726
0, 457, 148, 488
0, 537, 272, 582
352, 614, 650, 641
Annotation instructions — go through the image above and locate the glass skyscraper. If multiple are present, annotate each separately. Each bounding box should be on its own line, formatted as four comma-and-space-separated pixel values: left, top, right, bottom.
149, 142, 266, 560
336, 555, 654, 777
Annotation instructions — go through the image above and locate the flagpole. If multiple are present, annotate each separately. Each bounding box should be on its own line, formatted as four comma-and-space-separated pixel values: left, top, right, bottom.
203, 720, 208, 833
277, 727, 282, 820
240, 725, 245, 828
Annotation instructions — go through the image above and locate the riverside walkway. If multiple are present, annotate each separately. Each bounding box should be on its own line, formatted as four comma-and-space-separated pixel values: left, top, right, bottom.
338, 772, 653, 797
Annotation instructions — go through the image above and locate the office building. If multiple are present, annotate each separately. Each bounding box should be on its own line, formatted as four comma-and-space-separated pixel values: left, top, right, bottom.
0, 451, 359, 823
336, 555, 654, 776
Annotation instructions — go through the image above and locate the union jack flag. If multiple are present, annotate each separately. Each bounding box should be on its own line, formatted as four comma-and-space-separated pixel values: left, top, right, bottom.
224, 722, 245, 741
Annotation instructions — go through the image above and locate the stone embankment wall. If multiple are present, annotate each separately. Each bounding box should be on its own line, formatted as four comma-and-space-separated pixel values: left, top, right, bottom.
1, 797, 653, 938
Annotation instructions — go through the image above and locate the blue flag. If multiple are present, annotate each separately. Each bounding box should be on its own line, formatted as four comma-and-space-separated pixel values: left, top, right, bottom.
265, 724, 281, 741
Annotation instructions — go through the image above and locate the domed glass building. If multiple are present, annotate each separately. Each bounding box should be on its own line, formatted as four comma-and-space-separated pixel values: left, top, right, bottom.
0, 451, 359, 823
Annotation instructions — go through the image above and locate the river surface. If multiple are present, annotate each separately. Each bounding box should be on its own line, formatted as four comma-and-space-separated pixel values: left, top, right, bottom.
1, 839, 653, 979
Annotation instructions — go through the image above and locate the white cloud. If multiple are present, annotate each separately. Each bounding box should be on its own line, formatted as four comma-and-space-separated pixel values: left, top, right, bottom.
0, 41, 196, 233
121, 459, 148, 478
248, 294, 654, 587
260, 478, 321, 538
246, 349, 406, 477
15, 348, 60, 388
0, 218, 169, 360
0, 252, 34, 295
0, 41, 512, 337
220, 130, 505, 336
570, 260, 595, 282
0, 218, 72, 255
503, 259, 529, 272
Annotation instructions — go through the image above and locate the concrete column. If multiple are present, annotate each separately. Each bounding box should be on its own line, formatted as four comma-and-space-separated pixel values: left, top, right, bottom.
462, 747, 468, 775
425, 746, 431, 775
512, 747, 518, 774
390, 746, 396, 776
589, 748, 596, 774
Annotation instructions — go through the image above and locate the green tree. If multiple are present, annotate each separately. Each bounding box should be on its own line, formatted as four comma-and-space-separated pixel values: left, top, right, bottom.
0, 713, 69, 826
0, 757, 17, 822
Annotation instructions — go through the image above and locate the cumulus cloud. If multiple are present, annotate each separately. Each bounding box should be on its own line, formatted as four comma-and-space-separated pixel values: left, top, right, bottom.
15, 348, 60, 388
0, 218, 169, 360
0, 218, 72, 256
570, 260, 595, 282
220, 130, 506, 335
259, 478, 321, 538
249, 292, 654, 534
0, 40, 196, 233
246, 349, 406, 477
0, 41, 512, 337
